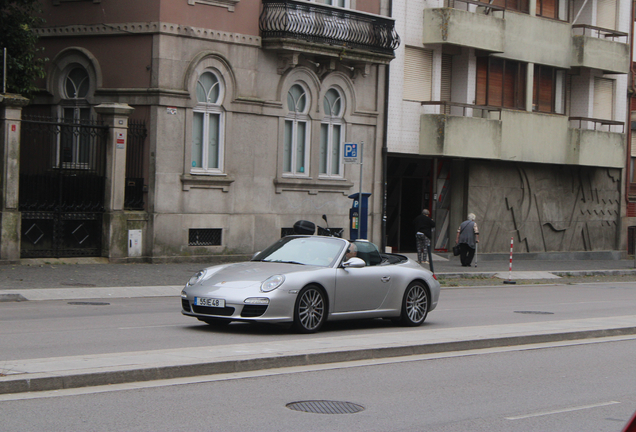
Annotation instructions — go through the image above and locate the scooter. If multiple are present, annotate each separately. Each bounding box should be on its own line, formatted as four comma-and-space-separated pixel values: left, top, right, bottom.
293, 215, 343, 238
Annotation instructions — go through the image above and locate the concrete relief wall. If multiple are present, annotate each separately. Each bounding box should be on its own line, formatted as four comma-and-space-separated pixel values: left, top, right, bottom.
469, 161, 620, 253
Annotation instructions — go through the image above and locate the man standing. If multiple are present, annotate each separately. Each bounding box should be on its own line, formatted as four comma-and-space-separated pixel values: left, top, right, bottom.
455, 213, 479, 267
413, 209, 435, 264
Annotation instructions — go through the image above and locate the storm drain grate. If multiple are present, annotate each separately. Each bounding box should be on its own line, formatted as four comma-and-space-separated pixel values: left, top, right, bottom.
68, 302, 110, 306
514, 311, 554, 315
286, 400, 365, 414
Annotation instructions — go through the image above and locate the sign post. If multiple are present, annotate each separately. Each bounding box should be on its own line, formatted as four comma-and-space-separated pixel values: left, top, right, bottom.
344, 142, 366, 238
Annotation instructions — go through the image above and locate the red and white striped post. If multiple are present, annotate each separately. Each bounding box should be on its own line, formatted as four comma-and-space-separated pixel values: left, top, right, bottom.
503, 236, 516, 284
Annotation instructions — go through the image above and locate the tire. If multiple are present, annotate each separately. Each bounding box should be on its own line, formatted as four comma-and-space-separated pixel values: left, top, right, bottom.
293, 285, 327, 333
399, 281, 429, 326
198, 317, 232, 326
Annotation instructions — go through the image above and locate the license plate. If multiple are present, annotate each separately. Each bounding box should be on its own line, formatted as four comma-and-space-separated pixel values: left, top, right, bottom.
194, 297, 225, 308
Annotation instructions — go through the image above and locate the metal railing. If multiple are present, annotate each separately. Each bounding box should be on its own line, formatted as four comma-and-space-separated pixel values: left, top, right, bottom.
571, 24, 628, 43
125, 119, 147, 211
420, 101, 503, 121
568, 117, 625, 133
443, 0, 506, 16
259, 0, 400, 56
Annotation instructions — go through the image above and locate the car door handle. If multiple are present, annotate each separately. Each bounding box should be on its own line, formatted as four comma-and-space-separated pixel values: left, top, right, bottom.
381, 276, 391, 283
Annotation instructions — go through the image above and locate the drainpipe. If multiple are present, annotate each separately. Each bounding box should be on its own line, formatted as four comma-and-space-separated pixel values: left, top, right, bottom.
627, 0, 635, 207
381, 0, 393, 252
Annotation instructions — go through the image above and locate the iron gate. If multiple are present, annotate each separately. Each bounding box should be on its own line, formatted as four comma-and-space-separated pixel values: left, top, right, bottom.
19, 116, 108, 258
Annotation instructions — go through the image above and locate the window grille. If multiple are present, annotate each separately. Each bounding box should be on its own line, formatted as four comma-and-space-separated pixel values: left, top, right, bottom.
189, 229, 222, 246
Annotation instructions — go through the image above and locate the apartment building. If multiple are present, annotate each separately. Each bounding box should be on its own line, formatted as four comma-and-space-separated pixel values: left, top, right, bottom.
15, 0, 398, 261
387, 0, 631, 255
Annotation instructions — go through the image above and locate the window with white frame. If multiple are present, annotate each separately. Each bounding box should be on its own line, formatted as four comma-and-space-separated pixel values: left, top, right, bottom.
60, 66, 92, 168
284, 84, 310, 176
320, 88, 344, 177
192, 71, 224, 173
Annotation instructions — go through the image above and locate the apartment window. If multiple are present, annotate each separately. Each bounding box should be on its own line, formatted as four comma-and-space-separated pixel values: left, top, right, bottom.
593, 77, 614, 121
631, 133, 636, 184
192, 71, 224, 173
533, 65, 566, 114
403, 47, 433, 102
284, 84, 310, 176
59, 67, 92, 167
476, 56, 526, 109
490, 0, 529, 13
597, 0, 617, 30
320, 88, 344, 177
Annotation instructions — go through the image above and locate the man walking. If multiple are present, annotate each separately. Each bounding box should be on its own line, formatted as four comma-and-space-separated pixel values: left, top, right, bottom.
456, 213, 479, 267
413, 209, 435, 264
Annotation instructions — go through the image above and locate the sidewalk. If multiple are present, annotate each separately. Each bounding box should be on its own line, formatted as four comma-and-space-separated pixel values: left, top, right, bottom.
1, 254, 635, 395
0, 253, 634, 299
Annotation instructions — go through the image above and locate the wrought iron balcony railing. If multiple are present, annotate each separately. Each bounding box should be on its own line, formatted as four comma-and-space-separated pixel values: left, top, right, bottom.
259, 0, 400, 57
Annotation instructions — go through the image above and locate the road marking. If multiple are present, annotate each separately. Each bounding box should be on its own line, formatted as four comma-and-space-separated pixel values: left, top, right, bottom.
505, 401, 621, 420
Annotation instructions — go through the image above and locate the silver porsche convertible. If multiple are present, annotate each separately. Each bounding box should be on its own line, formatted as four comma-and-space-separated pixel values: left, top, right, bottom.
181, 234, 440, 333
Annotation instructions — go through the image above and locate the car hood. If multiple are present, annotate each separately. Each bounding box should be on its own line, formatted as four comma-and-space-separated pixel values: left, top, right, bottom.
191, 261, 325, 291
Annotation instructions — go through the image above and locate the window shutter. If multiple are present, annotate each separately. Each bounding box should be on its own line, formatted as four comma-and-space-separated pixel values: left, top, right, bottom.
593, 77, 614, 121
597, 0, 616, 30
403, 47, 432, 102
441, 54, 452, 102
631, 133, 636, 158
475, 56, 488, 105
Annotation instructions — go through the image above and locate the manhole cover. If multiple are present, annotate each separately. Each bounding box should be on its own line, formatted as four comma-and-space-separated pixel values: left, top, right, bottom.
514, 311, 554, 315
286, 400, 365, 414
67, 302, 110, 306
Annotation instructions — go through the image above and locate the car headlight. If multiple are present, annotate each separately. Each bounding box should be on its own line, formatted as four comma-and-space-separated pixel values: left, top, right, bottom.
261, 275, 285, 292
187, 270, 207, 286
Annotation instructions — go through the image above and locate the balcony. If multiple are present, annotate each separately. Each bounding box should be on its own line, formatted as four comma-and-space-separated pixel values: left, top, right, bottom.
259, 0, 400, 65
422, 1, 505, 53
418, 102, 625, 168
570, 25, 629, 74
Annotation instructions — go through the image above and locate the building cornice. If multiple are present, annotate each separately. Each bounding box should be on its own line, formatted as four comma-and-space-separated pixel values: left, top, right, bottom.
35, 22, 261, 47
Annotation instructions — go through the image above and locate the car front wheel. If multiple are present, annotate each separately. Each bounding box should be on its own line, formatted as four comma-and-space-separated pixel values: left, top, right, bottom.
293, 285, 327, 333
400, 281, 429, 326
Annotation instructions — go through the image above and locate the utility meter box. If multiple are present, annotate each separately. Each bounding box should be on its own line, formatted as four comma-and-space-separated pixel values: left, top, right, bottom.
128, 230, 142, 257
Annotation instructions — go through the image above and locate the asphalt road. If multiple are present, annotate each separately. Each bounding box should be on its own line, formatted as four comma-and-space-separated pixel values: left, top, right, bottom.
2, 337, 635, 432
2, 281, 635, 362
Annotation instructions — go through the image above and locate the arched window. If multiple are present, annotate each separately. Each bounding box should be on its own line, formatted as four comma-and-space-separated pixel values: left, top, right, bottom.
320, 88, 344, 177
284, 83, 310, 175
60, 66, 92, 167
192, 71, 224, 172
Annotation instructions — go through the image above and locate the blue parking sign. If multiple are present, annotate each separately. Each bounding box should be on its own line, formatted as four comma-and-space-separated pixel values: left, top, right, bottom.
344, 143, 358, 164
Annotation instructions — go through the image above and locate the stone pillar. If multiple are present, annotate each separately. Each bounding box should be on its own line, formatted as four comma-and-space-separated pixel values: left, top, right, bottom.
0, 94, 29, 263
94, 103, 135, 260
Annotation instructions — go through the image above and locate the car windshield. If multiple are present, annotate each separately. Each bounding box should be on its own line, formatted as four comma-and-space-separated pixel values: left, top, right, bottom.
253, 236, 345, 267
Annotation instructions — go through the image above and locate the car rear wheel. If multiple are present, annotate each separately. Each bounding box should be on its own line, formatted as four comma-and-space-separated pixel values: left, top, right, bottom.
399, 281, 429, 326
293, 285, 327, 333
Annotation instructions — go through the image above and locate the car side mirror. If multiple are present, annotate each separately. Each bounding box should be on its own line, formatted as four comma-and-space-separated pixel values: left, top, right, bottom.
342, 257, 365, 268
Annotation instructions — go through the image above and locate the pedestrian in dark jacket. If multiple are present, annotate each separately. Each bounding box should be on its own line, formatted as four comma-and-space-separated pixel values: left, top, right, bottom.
455, 213, 479, 267
413, 209, 435, 264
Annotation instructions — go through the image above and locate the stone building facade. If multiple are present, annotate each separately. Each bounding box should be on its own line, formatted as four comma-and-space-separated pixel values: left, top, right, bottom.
12, 0, 398, 262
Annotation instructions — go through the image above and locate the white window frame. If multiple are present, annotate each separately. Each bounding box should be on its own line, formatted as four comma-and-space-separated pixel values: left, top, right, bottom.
191, 70, 225, 175
320, 88, 345, 178
283, 83, 311, 177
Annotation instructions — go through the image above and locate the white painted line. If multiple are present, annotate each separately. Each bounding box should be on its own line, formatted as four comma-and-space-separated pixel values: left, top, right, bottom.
505, 401, 621, 420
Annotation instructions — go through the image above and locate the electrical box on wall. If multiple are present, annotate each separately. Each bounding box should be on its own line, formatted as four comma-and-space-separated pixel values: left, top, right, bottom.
128, 230, 142, 257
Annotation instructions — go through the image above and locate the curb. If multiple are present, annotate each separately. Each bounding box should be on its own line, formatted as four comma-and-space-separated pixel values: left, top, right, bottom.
2, 325, 636, 395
